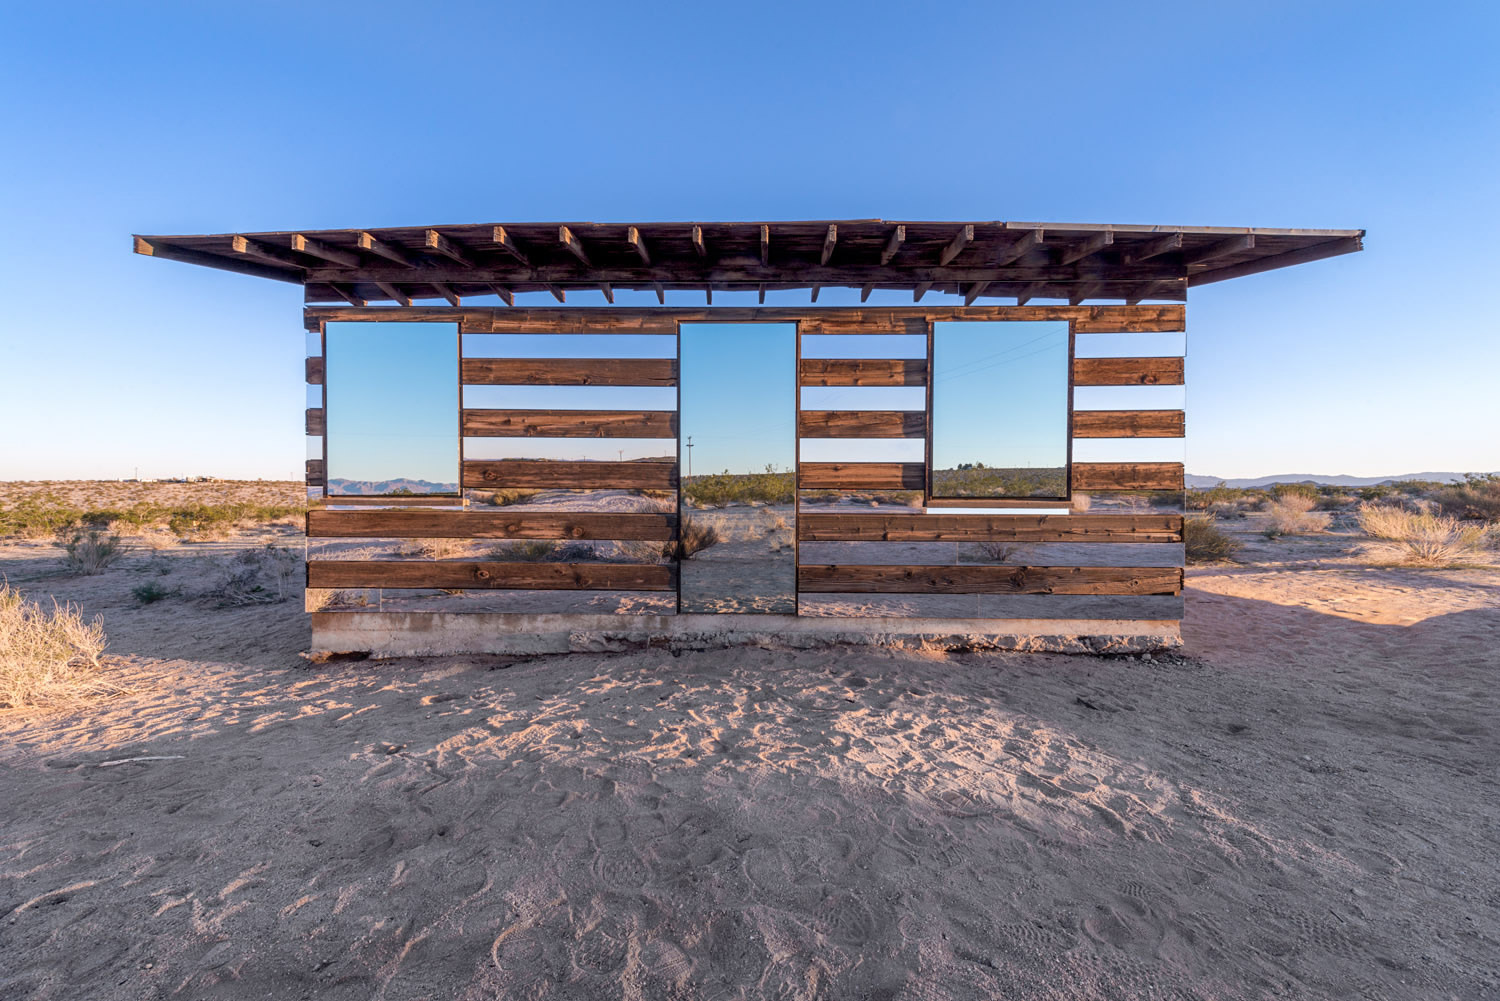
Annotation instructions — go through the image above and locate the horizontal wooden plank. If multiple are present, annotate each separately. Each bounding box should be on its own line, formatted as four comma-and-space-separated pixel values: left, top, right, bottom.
1072, 357, 1184, 386
797, 593, 1184, 621
799, 316, 930, 335
463, 459, 678, 490
1073, 462, 1184, 491
799, 411, 925, 438
797, 564, 1182, 596
321, 496, 463, 507
307, 561, 676, 591
306, 459, 325, 487
799, 513, 1182, 543
307, 510, 676, 540
305, 408, 325, 435
799, 359, 927, 386
798, 462, 925, 490
462, 410, 677, 438
461, 358, 677, 386
1072, 410, 1185, 438
306, 356, 324, 385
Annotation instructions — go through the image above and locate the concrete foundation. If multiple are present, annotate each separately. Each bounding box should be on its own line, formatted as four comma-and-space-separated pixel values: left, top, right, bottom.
309, 612, 1182, 658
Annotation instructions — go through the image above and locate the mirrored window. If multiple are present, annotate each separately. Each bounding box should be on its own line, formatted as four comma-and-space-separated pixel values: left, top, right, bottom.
324, 322, 459, 496
930, 320, 1070, 500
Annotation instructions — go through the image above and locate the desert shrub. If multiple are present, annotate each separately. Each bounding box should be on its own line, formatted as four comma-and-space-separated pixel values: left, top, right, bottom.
1357, 484, 1394, 502
0, 583, 118, 710
495, 540, 556, 562
396, 538, 472, 560
1070, 492, 1093, 513
1428, 473, 1500, 522
614, 540, 672, 563
306, 588, 368, 612
969, 542, 1020, 562
1264, 494, 1331, 536
200, 544, 302, 607
1357, 504, 1495, 566
131, 581, 176, 605
1185, 516, 1242, 563
485, 489, 542, 507
683, 468, 795, 506
57, 530, 129, 574
672, 517, 721, 560
1186, 483, 1258, 511
1269, 482, 1319, 503
931, 465, 1066, 499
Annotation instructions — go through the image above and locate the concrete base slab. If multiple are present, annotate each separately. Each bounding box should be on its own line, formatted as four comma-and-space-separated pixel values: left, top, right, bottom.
309, 612, 1181, 657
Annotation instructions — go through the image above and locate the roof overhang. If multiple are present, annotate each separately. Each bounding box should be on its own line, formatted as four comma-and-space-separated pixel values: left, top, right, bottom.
131, 219, 1364, 306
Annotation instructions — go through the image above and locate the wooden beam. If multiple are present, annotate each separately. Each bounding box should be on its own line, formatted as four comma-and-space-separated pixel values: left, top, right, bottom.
1058, 231, 1113, 266
291, 234, 360, 268
821, 224, 838, 266
939, 224, 974, 266
652, 281, 665, 304
464, 459, 677, 490
1068, 283, 1102, 306
799, 411, 925, 438
810, 284, 821, 303
1016, 282, 1046, 305
758, 283, 766, 304
1072, 462, 1184, 491
913, 282, 932, 302
705, 286, 712, 305
626, 226, 651, 266
996, 229, 1043, 266
599, 283, 614, 303
430, 283, 460, 307
799, 513, 1182, 543
559, 225, 592, 267
357, 232, 422, 268
963, 281, 991, 306
1072, 357, 1184, 387
1188, 236, 1360, 286
1123, 232, 1182, 264
462, 358, 677, 386
860, 284, 875, 302
308, 560, 675, 592
489, 284, 514, 306
800, 359, 926, 386
425, 230, 479, 268
797, 564, 1181, 596
691, 225, 706, 257
491, 226, 530, 265
547, 285, 566, 303
1072, 410, 1185, 438
132, 236, 301, 284
880, 225, 905, 265
330, 283, 366, 307
798, 462, 925, 490
1186, 233, 1254, 266
760, 224, 770, 265
230, 235, 305, 271
462, 409, 677, 438
308, 509, 677, 541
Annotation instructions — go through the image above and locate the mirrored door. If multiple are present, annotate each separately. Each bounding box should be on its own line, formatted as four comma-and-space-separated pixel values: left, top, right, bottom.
677, 323, 796, 613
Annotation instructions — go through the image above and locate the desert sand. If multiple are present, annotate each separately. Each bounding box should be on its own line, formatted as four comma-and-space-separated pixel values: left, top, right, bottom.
0, 516, 1497, 1000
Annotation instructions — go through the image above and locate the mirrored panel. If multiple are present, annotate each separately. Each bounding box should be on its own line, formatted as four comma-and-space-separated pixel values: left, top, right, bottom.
679, 323, 796, 614
930, 320, 1070, 501
325, 321, 459, 496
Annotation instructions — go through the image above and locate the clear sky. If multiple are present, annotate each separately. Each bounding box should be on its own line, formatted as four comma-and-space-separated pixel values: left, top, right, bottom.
1, 1, 1495, 481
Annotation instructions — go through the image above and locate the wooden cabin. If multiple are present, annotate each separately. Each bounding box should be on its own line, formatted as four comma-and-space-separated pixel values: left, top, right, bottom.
133, 220, 1362, 655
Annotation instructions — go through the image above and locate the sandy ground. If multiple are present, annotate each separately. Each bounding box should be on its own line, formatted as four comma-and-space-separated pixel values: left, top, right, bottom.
0, 518, 1497, 1000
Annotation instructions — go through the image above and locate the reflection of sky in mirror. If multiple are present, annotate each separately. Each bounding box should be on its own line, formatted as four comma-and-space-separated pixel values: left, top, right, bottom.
462, 334, 676, 358
931, 321, 1069, 471
679, 323, 795, 475
325, 322, 458, 488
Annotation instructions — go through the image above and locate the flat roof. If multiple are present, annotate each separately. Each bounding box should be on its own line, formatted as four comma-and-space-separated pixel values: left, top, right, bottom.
132, 219, 1363, 306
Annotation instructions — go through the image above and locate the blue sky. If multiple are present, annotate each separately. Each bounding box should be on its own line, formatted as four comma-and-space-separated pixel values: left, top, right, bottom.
1, 1, 1495, 480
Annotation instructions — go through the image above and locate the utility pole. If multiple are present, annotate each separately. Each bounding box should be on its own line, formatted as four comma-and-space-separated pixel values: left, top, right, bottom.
685, 436, 694, 479
617, 448, 623, 462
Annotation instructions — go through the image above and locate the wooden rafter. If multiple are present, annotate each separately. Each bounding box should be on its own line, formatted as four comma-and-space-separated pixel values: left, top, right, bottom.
357, 232, 422, 268
230, 235, 304, 270
547, 285, 566, 303
1186, 233, 1254, 265
559, 226, 591, 267
691, 225, 706, 257
374, 281, 412, 307
431, 283, 461, 307
760, 224, 770, 265
705, 286, 712, 305
489, 284, 514, 306
491, 226, 530, 265
881, 225, 905, 265
627, 226, 651, 266
652, 281, 665, 304
1069, 282, 1102, 305
330, 283, 366, 307
1058, 231, 1113, 266
913, 282, 932, 302
811, 284, 821, 303
1123, 232, 1183, 264
860, 284, 874, 302
599, 283, 614, 303
291, 234, 359, 268
757, 283, 766, 304
939, 225, 974, 266
996, 229, 1043, 266
821, 224, 837, 266
1016, 282, 1046, 306
425, 230, 479, 268
963, 281, 991, 306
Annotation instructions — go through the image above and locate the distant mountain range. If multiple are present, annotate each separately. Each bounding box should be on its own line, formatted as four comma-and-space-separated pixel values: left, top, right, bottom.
327, 478, 458, 495
1186, 472, 1488, 489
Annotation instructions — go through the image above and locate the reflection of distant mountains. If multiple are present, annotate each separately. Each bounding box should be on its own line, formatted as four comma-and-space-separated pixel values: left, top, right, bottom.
327, 478, 458, 495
